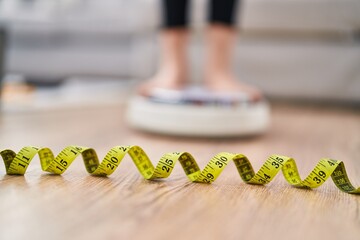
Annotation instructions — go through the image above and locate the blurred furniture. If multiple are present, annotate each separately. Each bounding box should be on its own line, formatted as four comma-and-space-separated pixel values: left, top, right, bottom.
0, 25, 6, 96
0, 0, 359, 102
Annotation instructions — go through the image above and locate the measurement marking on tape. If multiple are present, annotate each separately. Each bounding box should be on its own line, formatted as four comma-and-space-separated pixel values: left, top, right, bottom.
159, 161, 173, 168
0, 146, 359, 195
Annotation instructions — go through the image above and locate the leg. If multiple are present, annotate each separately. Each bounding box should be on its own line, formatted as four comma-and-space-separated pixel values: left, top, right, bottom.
204, 0, 262, 101
138, 0, 189, 96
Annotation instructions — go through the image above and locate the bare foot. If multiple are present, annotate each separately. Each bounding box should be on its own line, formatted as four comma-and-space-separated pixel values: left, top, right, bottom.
205, 73, 263, 102
138, 29, 188, 97
137, 68, 187, 97
203, 25, 263, 102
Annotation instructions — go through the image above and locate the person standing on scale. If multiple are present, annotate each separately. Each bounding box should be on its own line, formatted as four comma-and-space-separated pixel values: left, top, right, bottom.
138, 0, 262, 102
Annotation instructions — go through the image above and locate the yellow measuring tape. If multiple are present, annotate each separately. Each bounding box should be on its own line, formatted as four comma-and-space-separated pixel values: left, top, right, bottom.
1, 145, 359, 194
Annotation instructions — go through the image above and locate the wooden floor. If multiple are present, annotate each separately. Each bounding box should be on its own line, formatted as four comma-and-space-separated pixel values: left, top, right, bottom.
0, 102, 359, 240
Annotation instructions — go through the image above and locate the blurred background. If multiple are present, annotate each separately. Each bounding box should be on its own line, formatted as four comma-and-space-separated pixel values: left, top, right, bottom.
0, 0, 359, 111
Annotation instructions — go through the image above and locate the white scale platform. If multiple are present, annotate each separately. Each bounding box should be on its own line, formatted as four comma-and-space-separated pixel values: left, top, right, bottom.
126, 87, 270, 137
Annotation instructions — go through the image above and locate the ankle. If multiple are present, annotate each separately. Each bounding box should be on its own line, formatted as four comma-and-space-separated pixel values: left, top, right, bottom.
204, 69, 232, 83
157, 63, 187, 81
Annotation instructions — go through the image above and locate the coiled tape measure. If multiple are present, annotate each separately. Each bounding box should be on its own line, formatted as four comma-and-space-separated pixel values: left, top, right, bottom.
1, 145, 359, 194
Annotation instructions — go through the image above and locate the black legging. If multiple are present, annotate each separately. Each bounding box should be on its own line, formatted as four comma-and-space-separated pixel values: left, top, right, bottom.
162, 0, 239, 28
